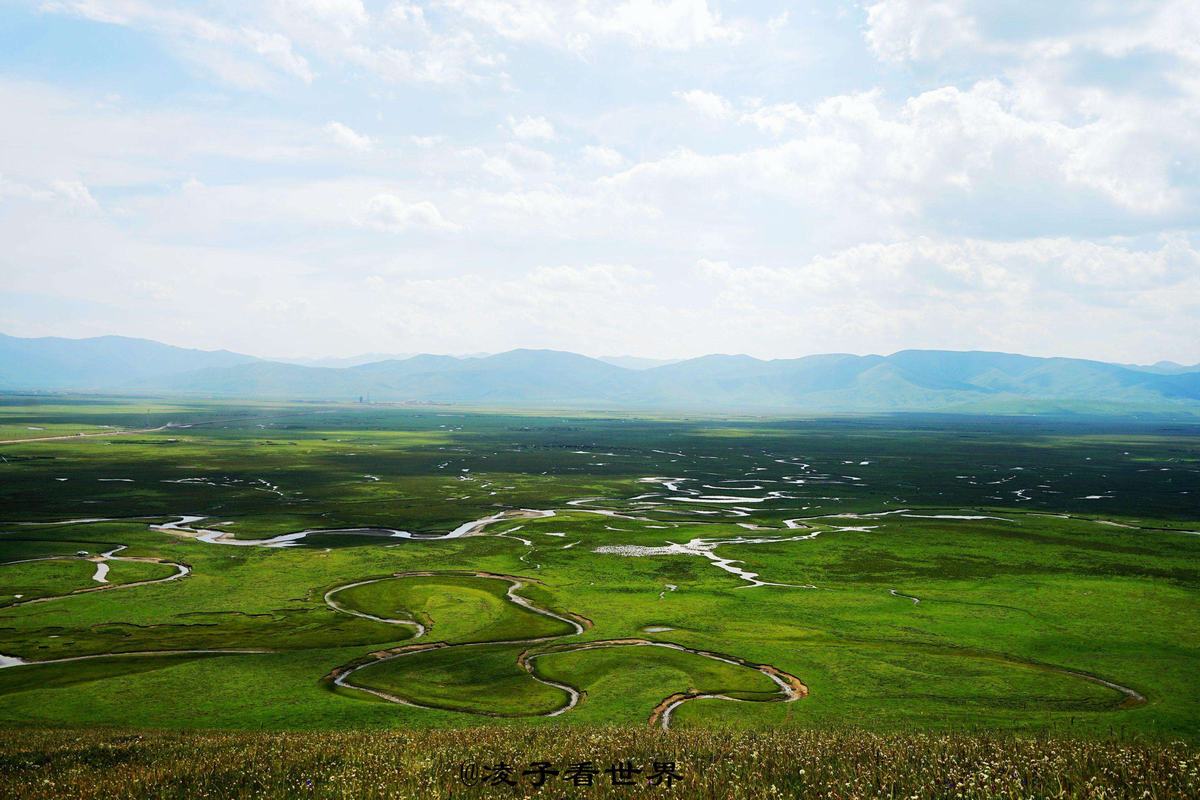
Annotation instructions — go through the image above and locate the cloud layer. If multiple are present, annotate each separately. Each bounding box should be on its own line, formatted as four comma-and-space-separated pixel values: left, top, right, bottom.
1, 1, 1196, 363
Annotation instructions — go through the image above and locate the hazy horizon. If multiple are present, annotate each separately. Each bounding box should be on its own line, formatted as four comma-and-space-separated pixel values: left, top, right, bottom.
2, 2, 1198, 363
4, 328, 1196, 370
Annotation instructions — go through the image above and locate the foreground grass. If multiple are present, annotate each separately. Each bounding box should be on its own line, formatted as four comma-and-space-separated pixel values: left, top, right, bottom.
2, 727, 1197, 799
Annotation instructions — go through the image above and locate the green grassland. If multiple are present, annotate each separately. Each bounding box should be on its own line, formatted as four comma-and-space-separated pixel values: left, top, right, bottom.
0, 395, 1197, 788
0, 559, 99, 604
333, 574, 571, 642
352, 643, 572, 716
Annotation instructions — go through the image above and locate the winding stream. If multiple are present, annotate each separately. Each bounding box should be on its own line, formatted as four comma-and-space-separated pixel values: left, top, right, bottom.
0, 649, 273, 670
0, 499, 1159, 722
323, 570, 805, 729
0, 546, 189, 608
150, 510, 556, 547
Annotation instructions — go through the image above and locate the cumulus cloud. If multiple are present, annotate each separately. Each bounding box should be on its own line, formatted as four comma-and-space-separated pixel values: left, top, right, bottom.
50, 180, 101, 212
527, 262, 648, 291
439, 0, 741, 51
346, 30, 503, 85
675, 88, 732, 118
863, 0, 981, 64
0, 174, 100, 212
281, 0, 368, 34
690, 235, 1200, 360
608, 79, 1199, 240
507, 115, 556, 141
324, 121, 372, 150
581, 145, 625, 168
384, 2, 428, 31
738, 100, 807, 135
9, 1, 1199, 363
863, 0, 1200, 82
359, 195, 460, 232
588, 0, 741, 49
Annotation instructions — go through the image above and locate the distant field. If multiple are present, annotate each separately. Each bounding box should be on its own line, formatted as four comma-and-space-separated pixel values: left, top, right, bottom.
0, 396, 1197, 795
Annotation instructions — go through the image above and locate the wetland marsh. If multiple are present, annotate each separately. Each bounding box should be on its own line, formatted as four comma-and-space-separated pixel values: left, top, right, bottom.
0, 397, 1197, 795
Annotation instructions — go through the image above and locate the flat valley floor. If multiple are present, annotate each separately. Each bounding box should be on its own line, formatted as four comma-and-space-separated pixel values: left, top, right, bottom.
1, 398, 1197, 797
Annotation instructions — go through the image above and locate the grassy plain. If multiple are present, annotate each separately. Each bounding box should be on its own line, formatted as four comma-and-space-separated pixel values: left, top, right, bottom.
0, 396, 1197, 795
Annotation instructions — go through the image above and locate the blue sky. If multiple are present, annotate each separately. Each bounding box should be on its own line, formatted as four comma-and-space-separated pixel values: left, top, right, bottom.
0, 0, 1197, 362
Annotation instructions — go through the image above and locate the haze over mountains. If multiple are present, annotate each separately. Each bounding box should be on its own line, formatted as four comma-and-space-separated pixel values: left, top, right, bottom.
2, 333, 1199, 416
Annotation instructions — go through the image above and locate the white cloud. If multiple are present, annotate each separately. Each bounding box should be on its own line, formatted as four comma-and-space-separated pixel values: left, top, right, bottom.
43, 1, 315, 87
0, 79, 335, 191
241, 29, 314, 82
50, 180, 101, 212
347, 31, 503, 85
586, 0, 741, 50
581, 145, 625, 168
8, 1, 1199, 364
0, 174, 100, 212
409, 135, 444, 148
675, 88, 732, 119
527, 262, 648, 291
864, 1, 980, 64
481, 156, 521, 182
507, 115, 556, 141
384, 2, 428, 32
864, 0, 1200, 83
324, 121, 372, 150
608, 78, 1199, 242
40, 0, 511, 88
689, 235, 1200, 361
279, 0, 368, 34
3, 166, 1196, 360
359, 194, 460, 232
738, 100, 807, 135
439, 0, 742, 52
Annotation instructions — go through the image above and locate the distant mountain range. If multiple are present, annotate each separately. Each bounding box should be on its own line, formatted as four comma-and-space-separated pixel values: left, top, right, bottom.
2, 333, 1199, 415
0, 333, 257, 391
275, 353, 677, 370
595, 355, 681, 370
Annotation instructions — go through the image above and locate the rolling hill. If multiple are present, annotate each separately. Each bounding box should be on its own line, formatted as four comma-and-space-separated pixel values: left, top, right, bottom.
0, 333, 258, 391
2, 333, 1198, 415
